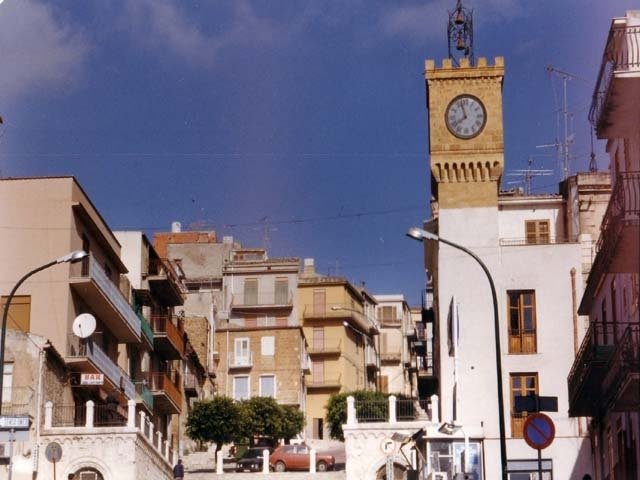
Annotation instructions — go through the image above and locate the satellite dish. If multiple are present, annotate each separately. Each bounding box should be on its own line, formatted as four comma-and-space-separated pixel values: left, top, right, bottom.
72, 313, 96, 338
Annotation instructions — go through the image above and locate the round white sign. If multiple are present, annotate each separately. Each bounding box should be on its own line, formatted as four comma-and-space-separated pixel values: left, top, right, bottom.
380, 437, 396, 455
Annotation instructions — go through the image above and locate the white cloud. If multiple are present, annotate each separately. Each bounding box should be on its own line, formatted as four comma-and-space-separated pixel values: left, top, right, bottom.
122, 0, 280, 68
0, 0, 89, 101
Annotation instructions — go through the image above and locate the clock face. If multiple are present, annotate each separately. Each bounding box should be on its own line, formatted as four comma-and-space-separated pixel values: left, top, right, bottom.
445, 95, 486, 139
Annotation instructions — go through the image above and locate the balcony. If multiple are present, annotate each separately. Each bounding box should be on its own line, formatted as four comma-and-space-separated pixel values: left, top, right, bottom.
150, 314, 185, 360
589, 19, 640, 137
0, 386, 34, 416
568, 323, 617, 417
365, 345, 379, 370
379, 317, 402, 328
183, 373, 202, 398
147, 258, 185, 307
70, 256, 141, 342
499, 236, 576, 247
137, 371, 182, 414
306, 375, 342, 390
138, 311, 154, 350
308, 340, 342, 357
66, 335, 136, 400
301, 353, 311, 373
134, 381, 154, 413
228, 352, 253, 369
303, 304, 377, 334
417, 353, 435, 377
230, 290, 293, 311
601, 324, 640, 412
380, 351, 401, 363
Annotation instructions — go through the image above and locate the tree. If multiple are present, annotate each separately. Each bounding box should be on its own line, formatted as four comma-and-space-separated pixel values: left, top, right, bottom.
325, 390, 388, 441
186, 397, 242, 453
279, 404, 305, 443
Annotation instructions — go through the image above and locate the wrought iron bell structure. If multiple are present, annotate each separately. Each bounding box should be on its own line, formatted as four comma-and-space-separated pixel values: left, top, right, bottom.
447, 0, 474, 66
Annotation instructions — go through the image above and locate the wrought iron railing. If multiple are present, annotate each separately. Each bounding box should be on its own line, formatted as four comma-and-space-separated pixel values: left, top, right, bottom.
150, 314, 185, 354
231, 290, 293, 308
499, 236, 577, 247
148, 258, 186, 294
602, 324, 640, 404
0, 386, 34, 415
355, 398, 431, 422
135, 381, 154, 411
589, 24, 640, 127
597, 172, 640, 256
50, 403, 127, 427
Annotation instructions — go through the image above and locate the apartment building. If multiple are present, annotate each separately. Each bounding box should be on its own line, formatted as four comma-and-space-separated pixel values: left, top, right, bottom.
298, 259, 379, 439
154, 226, 238, 395
0, 177, 174, 480
115, 231, 192, 452
418, 51, 612, 479
374, 295, 412, 396
568, 10, 640, 479
215, 249, 306, 409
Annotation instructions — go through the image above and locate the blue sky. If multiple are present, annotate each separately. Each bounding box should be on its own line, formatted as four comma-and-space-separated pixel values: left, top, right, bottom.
0, 0, 634, 304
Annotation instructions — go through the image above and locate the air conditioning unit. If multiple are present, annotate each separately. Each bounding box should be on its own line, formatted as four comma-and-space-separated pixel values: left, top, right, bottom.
427, 473, 448, 480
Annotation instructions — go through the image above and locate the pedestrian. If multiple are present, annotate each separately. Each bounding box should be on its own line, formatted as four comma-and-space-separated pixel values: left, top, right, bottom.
173, 458, 184, 480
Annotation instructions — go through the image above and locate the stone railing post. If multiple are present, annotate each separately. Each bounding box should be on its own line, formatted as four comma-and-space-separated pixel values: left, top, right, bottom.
86, 400, 95, 428
216, 452, 224, 474
139, 411, 146, 435
149, 422, 155, 446
127, 400, 136, 428
346, 395, 357, 425
164, 440, 169, 459
156, 431, 163, 452
388, 395, 397, 423
262, 449, 270, 474
309, 448, 316, 473
44, 401, 53, 429
430, 394, 439, 424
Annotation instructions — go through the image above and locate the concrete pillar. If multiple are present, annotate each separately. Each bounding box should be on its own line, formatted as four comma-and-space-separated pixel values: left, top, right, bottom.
216, 452, 224, 474
388, 395, 397, 423
44, 401, 53, 429
86, 400, 95, 428
430, 394, 439, 423
346, 396, 357, 425
262, 449, 270, 474
310, 448, 316, 473
127, 400, 136, 428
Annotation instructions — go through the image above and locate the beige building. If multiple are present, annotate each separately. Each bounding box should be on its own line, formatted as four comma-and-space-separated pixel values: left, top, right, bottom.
568, 10, 640, 479
298, 259, 379, 439
375, 295, 412, 396
0, 176, 175, 479
215, 249, 306, 408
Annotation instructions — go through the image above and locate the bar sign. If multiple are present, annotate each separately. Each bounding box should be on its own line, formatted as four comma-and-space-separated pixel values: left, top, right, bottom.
81, 373, 104, 385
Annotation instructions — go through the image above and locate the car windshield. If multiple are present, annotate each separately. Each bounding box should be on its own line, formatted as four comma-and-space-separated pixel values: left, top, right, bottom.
242, 449, 263, 459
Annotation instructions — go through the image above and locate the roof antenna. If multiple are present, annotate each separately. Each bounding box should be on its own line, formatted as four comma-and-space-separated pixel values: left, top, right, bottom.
447, 0, 474, 66
589, 127, 598, 172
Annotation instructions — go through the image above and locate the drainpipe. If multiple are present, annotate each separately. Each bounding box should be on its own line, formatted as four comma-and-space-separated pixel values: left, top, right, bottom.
34, 339, 47, 475
570, 268, 584, 437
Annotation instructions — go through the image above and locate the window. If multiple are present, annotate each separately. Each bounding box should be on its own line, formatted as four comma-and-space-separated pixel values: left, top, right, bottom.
508, 291, 537, 354
506, 459, 552, 479
378, 306, 397, 322
510, 373, 538, 438
261, 336, 275, 356
2, 363, 13, 405
311, 360, 324, 384
244, 278, 258, 305
233, 376, 249, 400
257, 316, 275, 327
1, 295, 31, 332
259, 375, 275, 398
275, 278, 289, 305
312, 328, 324, 350
427, 440, 483, 479
525, 220, 550, 244
234, 338, 251, 366
313, 289, 326, 315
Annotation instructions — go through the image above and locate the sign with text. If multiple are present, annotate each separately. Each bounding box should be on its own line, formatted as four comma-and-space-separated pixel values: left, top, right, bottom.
81, 373, 104, 385
0, 416, 29, 430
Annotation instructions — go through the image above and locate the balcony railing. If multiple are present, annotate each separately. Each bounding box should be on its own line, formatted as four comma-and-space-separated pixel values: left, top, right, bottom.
66, 335, 136, 399
365, 346, 378, 368
380, 351, 401, 362
150, 314, 185, 359
138, 311, 154, 348
601, 324, 640, 411
137, 372, 182, 413
183, 373, 202, 397
306, 375, 342, 389
0, 386, 34, 415
134, 381, 154, 412
49, 403, 127, 427
303, 304, 377, 334
231, 290, 293, 308
568, 322, 618, 416
308, 340, 342, 356
147, 258, 186, 306
71, 255, 141, 342
589, 23, 640, 129
499, 236, 577, 247
354, 397, 431, 423
228, 352, 253, 368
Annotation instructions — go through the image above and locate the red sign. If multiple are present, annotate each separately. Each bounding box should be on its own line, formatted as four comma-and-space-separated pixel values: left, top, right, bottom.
523, 413, 555, 450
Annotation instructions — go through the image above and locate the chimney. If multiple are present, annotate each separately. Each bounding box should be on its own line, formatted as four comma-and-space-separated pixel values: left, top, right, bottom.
171, 221, 182, 233
303, 258, 315, 276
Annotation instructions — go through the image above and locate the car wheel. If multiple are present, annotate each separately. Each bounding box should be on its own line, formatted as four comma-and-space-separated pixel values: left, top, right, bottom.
275, 461, 286, 472
317, 461, 328, 472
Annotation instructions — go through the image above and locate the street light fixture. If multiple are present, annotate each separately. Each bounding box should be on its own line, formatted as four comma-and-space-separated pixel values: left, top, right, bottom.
0, 250, 88, 412
406, 227, 508, 480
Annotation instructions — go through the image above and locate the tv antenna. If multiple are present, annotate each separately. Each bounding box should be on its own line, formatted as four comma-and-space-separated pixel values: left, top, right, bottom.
537, 66, 585, 180
506, 156, 554, 195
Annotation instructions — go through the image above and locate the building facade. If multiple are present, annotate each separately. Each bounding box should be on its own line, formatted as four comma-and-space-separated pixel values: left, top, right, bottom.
568, 10, 640, 480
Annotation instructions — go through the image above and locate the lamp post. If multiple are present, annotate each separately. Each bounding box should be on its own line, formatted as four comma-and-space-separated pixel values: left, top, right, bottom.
0, 250, 88, 413
406, 227, 507, 480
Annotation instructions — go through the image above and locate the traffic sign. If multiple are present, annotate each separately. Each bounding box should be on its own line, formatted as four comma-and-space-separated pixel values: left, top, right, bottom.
0, 416, 29, 430
514, 395, 558, 413
380, 437, 396, 455
45, 442, 63, 462
523, 413, 555, 450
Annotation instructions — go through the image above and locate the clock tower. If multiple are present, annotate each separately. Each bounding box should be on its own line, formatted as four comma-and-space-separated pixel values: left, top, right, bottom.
426, 41, 505, 209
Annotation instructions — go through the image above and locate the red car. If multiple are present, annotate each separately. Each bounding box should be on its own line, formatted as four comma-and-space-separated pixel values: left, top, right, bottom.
269, 444, 335, 472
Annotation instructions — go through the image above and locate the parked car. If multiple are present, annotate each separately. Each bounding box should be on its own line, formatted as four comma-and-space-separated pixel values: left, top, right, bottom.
269, 444, 335, 472
235, 447, 273, 472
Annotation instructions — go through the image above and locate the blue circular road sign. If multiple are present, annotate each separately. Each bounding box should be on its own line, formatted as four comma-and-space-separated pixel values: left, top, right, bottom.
523, 413, 555, 450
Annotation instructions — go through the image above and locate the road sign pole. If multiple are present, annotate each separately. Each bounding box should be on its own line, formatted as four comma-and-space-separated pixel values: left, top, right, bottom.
8, 428, 14, 480
537, 448, 542, 480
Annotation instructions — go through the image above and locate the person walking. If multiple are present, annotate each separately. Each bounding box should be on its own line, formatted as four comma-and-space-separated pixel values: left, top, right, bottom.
173, 459, 184, 480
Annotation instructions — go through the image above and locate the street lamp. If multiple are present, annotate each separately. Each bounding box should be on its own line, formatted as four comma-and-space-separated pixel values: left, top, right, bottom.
406, 227, 507, 480
0, 250, 88, 412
